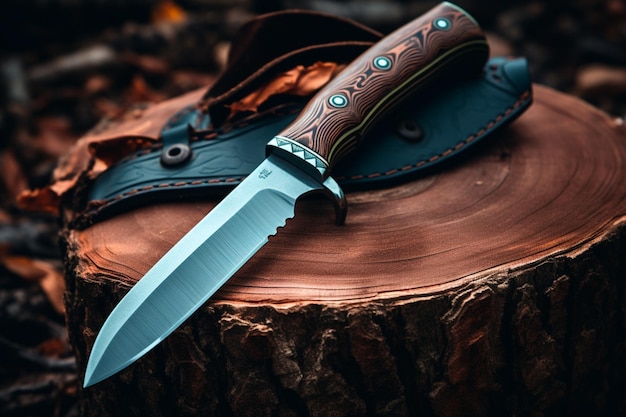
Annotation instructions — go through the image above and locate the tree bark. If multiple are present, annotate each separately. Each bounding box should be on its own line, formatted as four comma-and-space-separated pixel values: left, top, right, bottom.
62, 85, 626, 416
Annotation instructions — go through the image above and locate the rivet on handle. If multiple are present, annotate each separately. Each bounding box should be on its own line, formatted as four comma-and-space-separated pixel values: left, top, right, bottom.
433, 17, 451, 30
373, 56, 392, 70
328, 94, 348, 108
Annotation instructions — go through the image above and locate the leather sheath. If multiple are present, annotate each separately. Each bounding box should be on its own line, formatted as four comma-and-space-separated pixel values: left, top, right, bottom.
81, 11, 532, 224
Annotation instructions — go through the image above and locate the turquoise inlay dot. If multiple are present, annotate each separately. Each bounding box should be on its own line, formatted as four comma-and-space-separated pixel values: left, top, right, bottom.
329, 94, 348, 108
373, 56, 392, 70
434, 17, 451, 30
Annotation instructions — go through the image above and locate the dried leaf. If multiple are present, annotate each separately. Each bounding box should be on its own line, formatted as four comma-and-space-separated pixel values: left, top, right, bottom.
0, 208, 11, 223
152, 0, 187, 24
1, 256, 66, 314
227, 61, 344, 119
576, 64, 626, 98
88, 135, 155, 167
18, 88, 205, 216
84, 75, 112, 95
120, 52, 170, 75
39, 265, 67, 315
171, 70, 217, 91
93, 97, 125, 119
17, 179, 76, 215
0, 149, 29, 202
36, 337, 70, 358
33, 116, 77, 158
127, 74, 168, 104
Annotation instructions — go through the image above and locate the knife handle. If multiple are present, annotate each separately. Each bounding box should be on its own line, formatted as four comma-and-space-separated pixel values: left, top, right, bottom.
267, 1, 489, 180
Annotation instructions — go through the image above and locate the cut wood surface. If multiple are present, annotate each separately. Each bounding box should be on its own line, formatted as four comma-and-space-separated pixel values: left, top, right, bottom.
63, 84, 626, 417
69, 85, 626, 303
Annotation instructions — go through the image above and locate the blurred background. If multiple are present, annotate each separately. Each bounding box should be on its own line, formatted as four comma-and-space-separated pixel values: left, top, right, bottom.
1, 1, 625, 416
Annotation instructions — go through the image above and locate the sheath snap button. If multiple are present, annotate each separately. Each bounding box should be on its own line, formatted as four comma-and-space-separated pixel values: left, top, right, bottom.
161, 143, 192, 167
397, 120, 423, 142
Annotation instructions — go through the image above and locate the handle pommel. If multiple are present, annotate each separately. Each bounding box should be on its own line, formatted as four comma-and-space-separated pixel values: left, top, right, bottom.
268, 2, 489, 179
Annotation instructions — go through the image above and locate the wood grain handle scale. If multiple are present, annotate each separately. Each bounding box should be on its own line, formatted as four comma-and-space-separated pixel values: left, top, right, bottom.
267, 2, 489, 180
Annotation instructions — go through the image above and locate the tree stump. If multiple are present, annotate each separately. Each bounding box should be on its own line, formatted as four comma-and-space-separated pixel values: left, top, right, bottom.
62, 84, 626, 417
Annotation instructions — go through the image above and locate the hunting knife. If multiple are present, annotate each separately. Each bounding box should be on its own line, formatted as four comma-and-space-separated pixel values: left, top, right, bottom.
84, 1, 488, 387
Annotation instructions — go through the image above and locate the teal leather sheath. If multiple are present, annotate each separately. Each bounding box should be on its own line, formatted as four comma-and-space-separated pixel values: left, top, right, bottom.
85, 56, 532, 223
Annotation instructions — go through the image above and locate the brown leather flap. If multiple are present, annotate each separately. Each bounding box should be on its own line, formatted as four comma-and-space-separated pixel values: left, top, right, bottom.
200, 9, 382, 127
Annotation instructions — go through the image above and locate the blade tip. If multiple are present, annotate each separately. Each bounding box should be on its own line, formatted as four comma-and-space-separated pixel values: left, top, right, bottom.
82, 372, 98, 388
83, 362, 107, 388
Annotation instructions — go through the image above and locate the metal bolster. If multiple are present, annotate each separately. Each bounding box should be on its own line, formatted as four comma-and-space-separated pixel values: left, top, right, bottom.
267, 136, 328, 179
267, 136, 347, 225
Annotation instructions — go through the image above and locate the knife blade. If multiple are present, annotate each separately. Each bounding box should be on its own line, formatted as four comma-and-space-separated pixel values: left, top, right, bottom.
84, 1, 488, 387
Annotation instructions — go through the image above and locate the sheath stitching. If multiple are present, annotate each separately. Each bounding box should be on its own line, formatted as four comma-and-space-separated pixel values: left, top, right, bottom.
336, 90, 530, 180
85, 90, 531, 215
